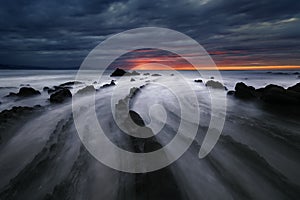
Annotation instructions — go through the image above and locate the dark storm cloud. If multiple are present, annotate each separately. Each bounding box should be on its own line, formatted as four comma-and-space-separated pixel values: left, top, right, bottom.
0, 0, 299, 68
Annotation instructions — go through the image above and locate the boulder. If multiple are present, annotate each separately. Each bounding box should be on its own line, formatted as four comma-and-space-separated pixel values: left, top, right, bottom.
227, 90, 235, 95
287, 82, 300, 93
7, 87, 41, 97
50, 88, 72, 103
194, 79, 203, 83
129, 110, 145, 126
234, 82, 256, 99
143, 73, 150, 76
59, 81, 82, 87
260, 84, 300, 104
76, 85, 96, 95
131, 71, 140, 76
43, 86, 50, 91
100, 80, 116, 88
151, 73, 162, 76
205, 80, 227, 90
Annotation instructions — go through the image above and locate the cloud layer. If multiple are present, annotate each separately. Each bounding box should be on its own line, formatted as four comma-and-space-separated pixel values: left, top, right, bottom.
0, 0, 299, 68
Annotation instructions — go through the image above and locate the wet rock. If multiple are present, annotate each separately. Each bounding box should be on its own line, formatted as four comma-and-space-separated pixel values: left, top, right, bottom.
6, 87, 41, 97
260, 84, 300, 104
110, 68, 127, 76
59, 81, 82, 87
100, 80, 116, 88
234, 82, 256, 99
210, 76, 214, 79
287, 82, 300, 93
151, 73, 162, 76
131, 70, 140, 76
194, 79, 203, 83
50, 88, 72, 103
233, 82, 300, 105
205, 80, 227, 90
43, 87, 50, 91
93, 81, 97, 84
170, 73, 174, 76
143, 73, 150, 76
227, 90, 235, 95
76, 85, 96, 95
130, 78, 135, 82
129, 110, 145, 126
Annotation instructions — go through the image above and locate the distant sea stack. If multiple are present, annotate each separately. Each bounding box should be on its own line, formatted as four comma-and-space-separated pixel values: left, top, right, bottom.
110, 68, 140, 77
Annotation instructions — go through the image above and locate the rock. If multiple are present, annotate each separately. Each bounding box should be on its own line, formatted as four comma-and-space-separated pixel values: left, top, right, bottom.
6, 87, 41, 97
130, 78, 135, 82
93, 81, 97, 84
232, 82, 300, 105
110, 68, 127, 76
151, 73, 162, 76
143, 73, 150, 76
205, 80, 227, 90
260, 84, 300, 104
293, 72, 300, 75
100, 80, 116, 88
227, 90, 235, 95
59, 81, 82, 87
234, 82, 256, 99
110, 68, 140, 76
129, 110, 145, 126
210, 77, 214, 79
194, 79, 203, 83
287, 82, 300, 93
50, 88, 72, 103
131, 71, 140, 76
76, 85, 96, 95
43, 86, 50, 91
170, 74, 174, 76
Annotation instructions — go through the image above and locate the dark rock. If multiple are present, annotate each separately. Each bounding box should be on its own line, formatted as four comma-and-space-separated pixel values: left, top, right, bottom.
100, 80, 116, 88
110, 68, 127, 76
287, 82, 300, 93
205, 80, 227, 90
194, 79, 203, 83
59, 81, 82, 87
7, 87, 41, 97
43, 87, 50, 91
131, 71, 140, 76
170, 73, 174, 76
260, 84, 300, 104
76, 85, 96, 95
129, 110, 145, 126
227, 90, 235, 95
93, 81, 97, 84
50, 88, 72, 103
233, 82, 300, 105
234, 82, 256, 99
210, 77, 214, 79
47, 86, 64, 94
130, 78, 135, 82
143, 73, 150, 76
151, 73, 162, 76
293, 72, 300, 75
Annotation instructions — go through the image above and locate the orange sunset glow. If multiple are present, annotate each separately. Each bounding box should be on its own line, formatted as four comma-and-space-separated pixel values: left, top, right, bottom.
125, 58, 300, 71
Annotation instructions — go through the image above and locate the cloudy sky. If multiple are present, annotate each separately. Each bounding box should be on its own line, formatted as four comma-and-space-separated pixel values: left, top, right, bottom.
0, 0, 300, 69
